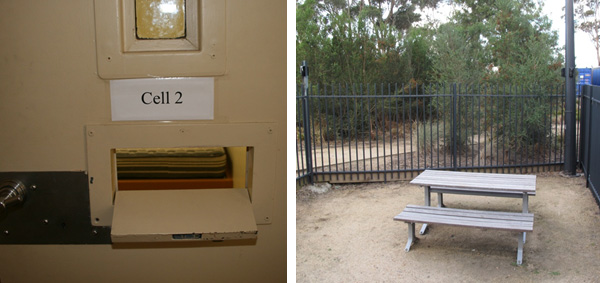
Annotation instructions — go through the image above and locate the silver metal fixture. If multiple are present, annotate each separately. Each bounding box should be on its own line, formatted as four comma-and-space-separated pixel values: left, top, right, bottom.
0, 180, 28, 215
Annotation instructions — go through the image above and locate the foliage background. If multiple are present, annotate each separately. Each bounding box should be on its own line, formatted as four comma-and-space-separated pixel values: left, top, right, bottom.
296, 0, 564, 86
296, 0, 566, 153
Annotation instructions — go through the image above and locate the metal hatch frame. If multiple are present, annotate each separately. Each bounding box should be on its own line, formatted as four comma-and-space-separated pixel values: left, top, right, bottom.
86, 123, 277, 232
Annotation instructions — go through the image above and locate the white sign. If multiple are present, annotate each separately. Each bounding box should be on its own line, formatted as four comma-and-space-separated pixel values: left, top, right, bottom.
110, 77, 214, 121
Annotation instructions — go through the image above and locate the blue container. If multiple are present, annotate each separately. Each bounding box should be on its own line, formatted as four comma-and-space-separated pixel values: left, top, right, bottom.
579, 68, 592, 84
577, 68, 593, 96
592, 67, 600, 86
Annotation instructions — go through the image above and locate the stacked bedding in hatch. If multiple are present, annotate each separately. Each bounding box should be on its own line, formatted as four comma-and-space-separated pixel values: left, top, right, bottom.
116, 147, 228, 179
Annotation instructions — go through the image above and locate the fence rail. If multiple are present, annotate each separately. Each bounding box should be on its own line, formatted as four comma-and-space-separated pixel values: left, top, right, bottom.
297, 83, 567, 185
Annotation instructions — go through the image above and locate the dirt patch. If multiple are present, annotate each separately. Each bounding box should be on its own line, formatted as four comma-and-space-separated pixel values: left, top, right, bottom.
296, 172, 600, 282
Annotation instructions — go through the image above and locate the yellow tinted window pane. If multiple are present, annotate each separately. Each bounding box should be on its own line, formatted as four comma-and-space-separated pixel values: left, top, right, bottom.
136, 0, 185, 39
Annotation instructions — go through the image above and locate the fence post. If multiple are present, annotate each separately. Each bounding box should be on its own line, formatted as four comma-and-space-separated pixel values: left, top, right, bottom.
564, 0, 577, 175
452, 83, 458, 170
301, 61, 313, 184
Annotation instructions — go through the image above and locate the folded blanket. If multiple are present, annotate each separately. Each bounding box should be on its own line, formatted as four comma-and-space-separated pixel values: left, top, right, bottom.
116, 147, 227, 179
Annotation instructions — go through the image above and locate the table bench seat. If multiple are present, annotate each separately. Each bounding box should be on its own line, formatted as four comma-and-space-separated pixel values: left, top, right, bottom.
394, 205, 533, 265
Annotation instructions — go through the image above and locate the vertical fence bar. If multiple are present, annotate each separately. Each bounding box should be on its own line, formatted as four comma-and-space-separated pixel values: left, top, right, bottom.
381, 83, 386, 182
452, 83, 458, 170
395, 83, 400, 179
331, 84, 339, 180
409, 83, 414, 171
501, 85, 506, 172
315, 85, 324, 176
483, 85, 488, 168
353, 84, 360, 181
556, 85, 560, 165
464, 85, 468, 169
478, 85, 482, 169
507, 85, 512, 172
324, 85, 332, 177
472, 84, 476, 170
519, 85, 525, 173
430, 84, 434, 168
367, 84, 373, 179
544, 85, 551, 171
529, 86, 534, 169
300, 61, 313, 184
374, 83, 380, 176
536, 88, 546, 172
340, 83, 347, 180
436, 84, 441, 169
306, 84, 323, 178
493, 84, 497, 171
428, 84, 433, 169
344, 83, 352, 181
296, 85, 306, 184
416, 84, 421, 170
458, 84, 463, 169
442, 84, 452, 167
389, 84, 393, 178
402, 84, 407, 178
576, 86, 581, 165
361, 84, 367, 181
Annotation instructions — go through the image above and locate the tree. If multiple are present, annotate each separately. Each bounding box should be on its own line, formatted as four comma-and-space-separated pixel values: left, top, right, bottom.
575, 0, 600, 66
296, 0, 444, 85
430, 0, 563, 155
430, 23, 485, 84
487, 0, 563, 86
430, 0, 563, 86
296, 0, 330, 84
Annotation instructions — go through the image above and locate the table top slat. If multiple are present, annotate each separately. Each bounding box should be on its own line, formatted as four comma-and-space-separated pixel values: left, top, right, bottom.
409, 170, 536, 193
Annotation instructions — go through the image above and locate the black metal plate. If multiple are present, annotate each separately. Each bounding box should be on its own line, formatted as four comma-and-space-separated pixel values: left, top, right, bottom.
0, 172, 111, 244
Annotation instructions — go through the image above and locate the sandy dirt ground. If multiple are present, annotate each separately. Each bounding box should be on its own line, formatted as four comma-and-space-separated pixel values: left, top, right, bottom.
296, 172, 600, 282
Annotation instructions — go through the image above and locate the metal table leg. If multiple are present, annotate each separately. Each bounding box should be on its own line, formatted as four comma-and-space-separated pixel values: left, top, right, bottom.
523, 193, 528, 243
420, 186, 430, 235
437, 192, 444, 207
517, 232, 524, 265
405, 222, 418, 252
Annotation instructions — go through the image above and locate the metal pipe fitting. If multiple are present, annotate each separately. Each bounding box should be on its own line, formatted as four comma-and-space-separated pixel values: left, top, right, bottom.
0, 180, 27, 215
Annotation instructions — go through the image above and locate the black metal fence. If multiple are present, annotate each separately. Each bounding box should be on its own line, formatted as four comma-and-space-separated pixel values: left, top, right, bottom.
297, 83, 567, 185
580, 84, 600, 205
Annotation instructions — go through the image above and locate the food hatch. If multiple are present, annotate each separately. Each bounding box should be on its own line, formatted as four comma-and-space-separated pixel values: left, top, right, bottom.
86, 123, 276, 243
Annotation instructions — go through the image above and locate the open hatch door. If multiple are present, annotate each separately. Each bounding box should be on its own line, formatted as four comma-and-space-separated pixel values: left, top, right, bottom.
111, 188, 257, 243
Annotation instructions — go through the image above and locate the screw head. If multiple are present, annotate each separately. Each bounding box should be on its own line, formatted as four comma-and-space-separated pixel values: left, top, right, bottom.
43, 219, 49, 225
